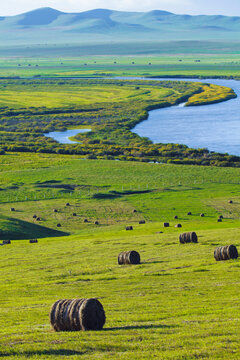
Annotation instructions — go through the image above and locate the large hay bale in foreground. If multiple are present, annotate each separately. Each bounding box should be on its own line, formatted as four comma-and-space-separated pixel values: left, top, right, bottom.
179, 232, 198, 244
118, 250, 140, 265
214, 245, 238, 261
50, 298, 105, 332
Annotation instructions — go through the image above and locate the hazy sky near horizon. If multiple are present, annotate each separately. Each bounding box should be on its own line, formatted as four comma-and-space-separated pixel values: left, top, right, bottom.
1, 0, 240, 16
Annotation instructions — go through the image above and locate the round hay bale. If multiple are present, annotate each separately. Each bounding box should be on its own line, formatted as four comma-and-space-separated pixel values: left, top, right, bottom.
29, 239, 38, 243
66, 203, 70, 206
163, 222, 169, 227
228, 200, 233, 204
50, 298, 105, 331
187, 212, 192, 215
126, 226, 133, 230
3, 240, 11, 245
118, 250, 140, 265
133, 209, 137, 213
53, 209, 58, 213
33, 214, 37, 219
214, 245, 238, 261
200, 213, 205, 217
174, 215, 178, 219
175, 224, 182, 228
95, 221, 99, 225
84, 219, 88, 223
36, 217, 41, 221
219, 215, 223, 219
73, 213, 77, 216
10, 208, 15, 212
179, 232, 198, 244
217, 218, 222, 222
57, 223, 61, 227
139, 220, 145, 224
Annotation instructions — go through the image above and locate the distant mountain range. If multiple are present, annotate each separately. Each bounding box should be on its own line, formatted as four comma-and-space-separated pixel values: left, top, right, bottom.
1, 7, 240, 53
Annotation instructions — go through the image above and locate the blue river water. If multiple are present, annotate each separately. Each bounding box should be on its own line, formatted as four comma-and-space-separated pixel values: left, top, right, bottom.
44, 128, 91, 144
132, 78, 240, 156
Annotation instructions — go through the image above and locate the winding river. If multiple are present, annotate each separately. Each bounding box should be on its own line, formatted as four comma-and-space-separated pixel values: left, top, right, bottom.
44, 77, 240, 155
132, 78, 240, 156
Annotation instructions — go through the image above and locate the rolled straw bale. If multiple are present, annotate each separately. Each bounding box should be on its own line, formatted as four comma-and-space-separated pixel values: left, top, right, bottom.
139, 220, 145, 224
133, 209, 137, 213
126, 226, 133, 230
66, 203, 70, 206
163, 222, 169, 227
73, 213, 77, 216
118, 250, 140, 265
214, 245, 238, 261
219, 215, 223, 219
53, 209, 58, 213
36, 217, 41, 221
10, 208, 15, 212
57, 223, 61, 227
200, 213, 205, 217
33, 215, 37, 219
187, 212, 192, 215
174, 215, 178, 219
29, 239, 38, 243
175, 224, 182, 228
50, 298, 105, 331
84, 219, 88, 223
228, 200, 233, 204
217, 218, 222, 222
179, 232, 198, 244
3, 240, 11, 244
95, 221, 99, 225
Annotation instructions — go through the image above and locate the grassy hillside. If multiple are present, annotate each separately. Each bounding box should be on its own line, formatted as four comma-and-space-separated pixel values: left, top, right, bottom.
1, 7, 240, 50
0, 154, 240, 359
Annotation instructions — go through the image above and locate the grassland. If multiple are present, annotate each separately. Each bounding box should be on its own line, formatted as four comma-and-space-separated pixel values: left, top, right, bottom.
1, 54, 240, 79
0, 154, 240, 359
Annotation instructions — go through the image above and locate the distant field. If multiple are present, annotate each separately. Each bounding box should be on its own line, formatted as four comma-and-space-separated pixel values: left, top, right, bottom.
1, 54, 240, 79
0, 154, 240, 359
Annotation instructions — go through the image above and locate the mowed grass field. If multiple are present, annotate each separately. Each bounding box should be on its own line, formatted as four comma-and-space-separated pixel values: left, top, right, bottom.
0, 153, 240, 359
1, 54, 240, 79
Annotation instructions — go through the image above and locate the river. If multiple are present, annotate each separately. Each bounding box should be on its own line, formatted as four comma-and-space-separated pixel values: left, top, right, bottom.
132, 78, 240, 156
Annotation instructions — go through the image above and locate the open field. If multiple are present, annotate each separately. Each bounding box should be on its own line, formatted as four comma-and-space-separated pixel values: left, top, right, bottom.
1, 54, 240, 79
0, 154, 240, 359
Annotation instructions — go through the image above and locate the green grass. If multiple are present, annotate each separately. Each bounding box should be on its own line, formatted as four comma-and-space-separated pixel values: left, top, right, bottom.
0, 155, 240, 358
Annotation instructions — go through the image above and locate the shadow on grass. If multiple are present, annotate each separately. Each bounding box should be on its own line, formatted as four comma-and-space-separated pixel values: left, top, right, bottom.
104, 324, 178, 331
0, 349, 85, 357
92, 189, 152, 200
0, 216, 69, 240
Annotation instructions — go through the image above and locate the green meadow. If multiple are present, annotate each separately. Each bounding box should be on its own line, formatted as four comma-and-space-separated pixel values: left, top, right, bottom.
0, 154, 240, 359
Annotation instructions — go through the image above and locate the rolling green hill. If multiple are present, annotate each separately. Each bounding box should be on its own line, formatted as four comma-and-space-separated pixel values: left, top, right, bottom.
1, 7, 240, 54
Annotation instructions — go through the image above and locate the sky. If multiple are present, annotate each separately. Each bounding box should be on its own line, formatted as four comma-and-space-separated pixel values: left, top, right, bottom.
1, 0, 240, 16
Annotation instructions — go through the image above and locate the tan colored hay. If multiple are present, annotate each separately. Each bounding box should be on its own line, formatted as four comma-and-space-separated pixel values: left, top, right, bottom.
179, 232, 198, 244
214, 245, 238, 261
50, 298, 105, 331
29, 239, 38, 243
3, 240, 11, 244
118, 250, 140, 265
126, 226, 133, 230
